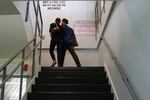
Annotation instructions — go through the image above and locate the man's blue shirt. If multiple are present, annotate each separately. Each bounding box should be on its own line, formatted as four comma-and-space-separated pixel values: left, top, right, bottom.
62, 25, 75, 44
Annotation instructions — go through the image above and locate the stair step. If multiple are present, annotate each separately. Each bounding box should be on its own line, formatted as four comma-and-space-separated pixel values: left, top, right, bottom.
28, 92, 113, 100
35, 77, 108, 84
41, 67, 104, 72
28, 67, 113, 100
32, 84, 111, 92
38, 71, 106, 77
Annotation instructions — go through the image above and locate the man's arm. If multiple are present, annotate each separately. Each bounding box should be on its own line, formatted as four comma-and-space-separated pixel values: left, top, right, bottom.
49, 23, 57, 36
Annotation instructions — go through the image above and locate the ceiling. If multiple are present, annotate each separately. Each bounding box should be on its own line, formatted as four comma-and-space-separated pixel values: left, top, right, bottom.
0, 0, 19, 15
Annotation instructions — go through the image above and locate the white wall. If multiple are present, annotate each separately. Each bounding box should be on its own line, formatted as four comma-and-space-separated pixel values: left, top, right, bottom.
100, 0, 150, 100
0, 0, 19, 15
38, 1, 98, 49
99, 41, 133, 100
0, 15, 28, 58
40, 1, 96, 34
14, 1, 35, 41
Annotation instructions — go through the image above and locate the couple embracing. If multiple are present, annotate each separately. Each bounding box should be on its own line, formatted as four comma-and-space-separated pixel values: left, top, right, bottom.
49, 18, 81, 67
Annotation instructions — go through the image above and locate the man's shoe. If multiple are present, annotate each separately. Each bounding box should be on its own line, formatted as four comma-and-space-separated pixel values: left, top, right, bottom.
51, 60, 56, 67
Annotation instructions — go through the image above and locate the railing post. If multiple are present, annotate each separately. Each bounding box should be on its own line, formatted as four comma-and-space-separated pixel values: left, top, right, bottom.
32, 40, 36, 77
1, 67, 7, 100
100, 0, 102, 25
95, 0, 98, 40
32, 1, 38, 77
39, 37, 43, 66
103, 0, 106, 13
32, 39, 36, 77
25, 0, 30, 22
19, 49, 25, 100
37, 1, 41, 65
38, 1, 43, 65
33, 1, 44, 66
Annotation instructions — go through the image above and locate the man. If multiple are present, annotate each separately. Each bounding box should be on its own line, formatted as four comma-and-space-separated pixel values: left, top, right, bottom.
60, 18, 81, 67
49, 18, 63, 67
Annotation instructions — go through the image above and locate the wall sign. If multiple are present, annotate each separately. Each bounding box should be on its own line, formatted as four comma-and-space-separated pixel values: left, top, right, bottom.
42, 1, 66, 10
75, 20, 95, 34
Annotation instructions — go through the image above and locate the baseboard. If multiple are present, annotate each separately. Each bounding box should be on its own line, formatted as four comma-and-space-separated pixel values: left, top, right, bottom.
22, 76, 35, 100
38, 48, 97, 51
104, 63, 119, 100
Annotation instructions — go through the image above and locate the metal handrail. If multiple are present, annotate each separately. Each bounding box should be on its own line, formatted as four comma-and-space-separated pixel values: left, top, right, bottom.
0, 39, 42, 88
0, 1, 44, 100
25, 1, 43, 38
97, 0, 117, 48
102, 37, 137, 100
0, 38, 35, 72
96, 0, 137, 99
33, 1, 43, 38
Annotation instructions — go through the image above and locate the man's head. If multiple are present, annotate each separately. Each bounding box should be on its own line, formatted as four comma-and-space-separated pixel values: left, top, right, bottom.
61, 18, 69, 26
55, 18, 61, 24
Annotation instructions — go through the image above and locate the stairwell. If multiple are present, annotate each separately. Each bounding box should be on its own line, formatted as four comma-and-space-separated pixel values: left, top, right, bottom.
27, 67, 113, 100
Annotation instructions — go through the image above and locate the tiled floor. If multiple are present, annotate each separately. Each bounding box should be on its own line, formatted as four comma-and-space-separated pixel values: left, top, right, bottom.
41, 49, 103, 67
0, 77, 30, 100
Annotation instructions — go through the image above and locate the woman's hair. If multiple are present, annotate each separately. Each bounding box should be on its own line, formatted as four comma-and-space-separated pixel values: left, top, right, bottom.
55, 18, 61, 23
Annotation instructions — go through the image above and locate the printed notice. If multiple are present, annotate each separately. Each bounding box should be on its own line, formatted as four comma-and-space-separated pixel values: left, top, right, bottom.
75, 20, 95, 34
42, 1, 66, 10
